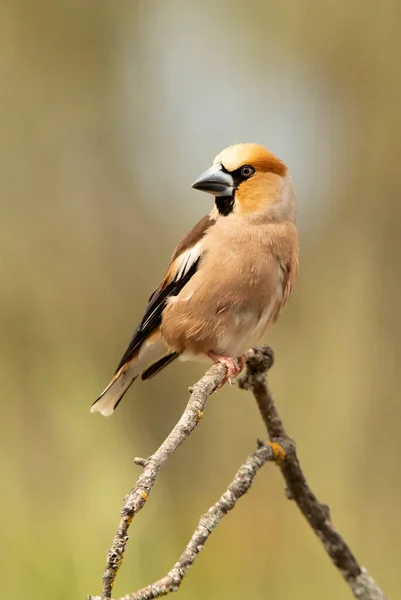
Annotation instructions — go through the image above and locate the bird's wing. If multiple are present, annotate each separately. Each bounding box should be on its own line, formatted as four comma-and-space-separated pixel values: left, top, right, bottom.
114, 212, 216, 373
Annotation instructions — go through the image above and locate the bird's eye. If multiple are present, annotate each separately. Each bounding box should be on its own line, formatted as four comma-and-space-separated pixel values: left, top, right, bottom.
240, 165, 255, 178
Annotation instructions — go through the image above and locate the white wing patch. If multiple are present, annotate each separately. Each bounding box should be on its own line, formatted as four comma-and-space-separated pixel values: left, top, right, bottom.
174, 241, 203, 280
140, 241, 203, 331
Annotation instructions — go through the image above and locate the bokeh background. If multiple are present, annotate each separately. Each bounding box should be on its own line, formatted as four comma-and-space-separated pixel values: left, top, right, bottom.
1, 1, 400, 598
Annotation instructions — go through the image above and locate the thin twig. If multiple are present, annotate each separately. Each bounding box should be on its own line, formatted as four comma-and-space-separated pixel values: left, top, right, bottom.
89, 346, 386, 600
89, 440, 276, 600
238, 346, 387, 600
96, 361, 228, 599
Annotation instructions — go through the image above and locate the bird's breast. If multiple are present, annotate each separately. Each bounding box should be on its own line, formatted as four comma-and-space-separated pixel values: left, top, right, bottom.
161, 220, 290, 357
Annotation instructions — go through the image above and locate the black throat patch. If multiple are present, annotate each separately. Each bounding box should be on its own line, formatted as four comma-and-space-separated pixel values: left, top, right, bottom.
215, 195, 235, 216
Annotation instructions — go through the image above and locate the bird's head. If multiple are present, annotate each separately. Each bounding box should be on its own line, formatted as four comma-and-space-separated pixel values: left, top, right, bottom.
192, 143, 297, 222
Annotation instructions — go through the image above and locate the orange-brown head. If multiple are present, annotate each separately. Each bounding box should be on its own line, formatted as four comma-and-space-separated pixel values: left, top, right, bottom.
192, 143, 297, 222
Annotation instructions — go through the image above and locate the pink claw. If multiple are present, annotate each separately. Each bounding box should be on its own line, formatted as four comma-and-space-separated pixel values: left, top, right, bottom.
207, 352, 243, 387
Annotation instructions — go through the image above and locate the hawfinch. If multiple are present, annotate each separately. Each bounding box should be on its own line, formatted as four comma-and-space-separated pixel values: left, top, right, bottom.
92, 143, 298, 416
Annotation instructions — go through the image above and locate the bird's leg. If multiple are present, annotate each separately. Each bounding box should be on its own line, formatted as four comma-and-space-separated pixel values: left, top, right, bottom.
207, 352, 242, 387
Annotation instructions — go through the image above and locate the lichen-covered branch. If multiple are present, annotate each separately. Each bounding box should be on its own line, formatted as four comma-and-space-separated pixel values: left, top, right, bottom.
89, 440, 275, 600
94, 361, 228, 599
88, 346, 386, 600
238, 346, 387, 600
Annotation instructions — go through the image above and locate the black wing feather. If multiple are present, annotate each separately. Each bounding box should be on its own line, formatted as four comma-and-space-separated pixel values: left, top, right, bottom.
141, 353, 180, 380
114, 259, 200, 373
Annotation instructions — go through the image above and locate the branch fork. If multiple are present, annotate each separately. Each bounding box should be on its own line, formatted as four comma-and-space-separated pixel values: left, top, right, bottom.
88, 347, 386, 600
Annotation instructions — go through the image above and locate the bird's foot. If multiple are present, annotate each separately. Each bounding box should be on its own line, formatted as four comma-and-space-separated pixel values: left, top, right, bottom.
237, 353, 248, 371
207, 352, 243, 387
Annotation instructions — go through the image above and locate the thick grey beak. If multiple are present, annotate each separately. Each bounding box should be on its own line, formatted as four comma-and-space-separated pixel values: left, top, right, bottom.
191, 163, 234, 197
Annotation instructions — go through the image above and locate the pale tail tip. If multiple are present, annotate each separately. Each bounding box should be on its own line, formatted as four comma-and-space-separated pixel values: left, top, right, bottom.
90, 402, 114, 417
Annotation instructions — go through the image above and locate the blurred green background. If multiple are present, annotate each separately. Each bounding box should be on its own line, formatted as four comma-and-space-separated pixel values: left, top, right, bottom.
1, 0, 400, 598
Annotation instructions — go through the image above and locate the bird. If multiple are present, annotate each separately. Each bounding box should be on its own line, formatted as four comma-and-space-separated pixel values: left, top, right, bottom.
91, 143, 298, 416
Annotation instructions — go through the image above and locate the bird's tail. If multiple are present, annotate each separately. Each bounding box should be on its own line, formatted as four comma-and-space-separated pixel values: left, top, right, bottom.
91, 364, 138, 416
91, 331, 176, 416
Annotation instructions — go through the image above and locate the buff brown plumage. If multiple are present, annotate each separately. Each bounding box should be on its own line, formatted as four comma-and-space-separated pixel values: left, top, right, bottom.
91, 143, 298, 416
